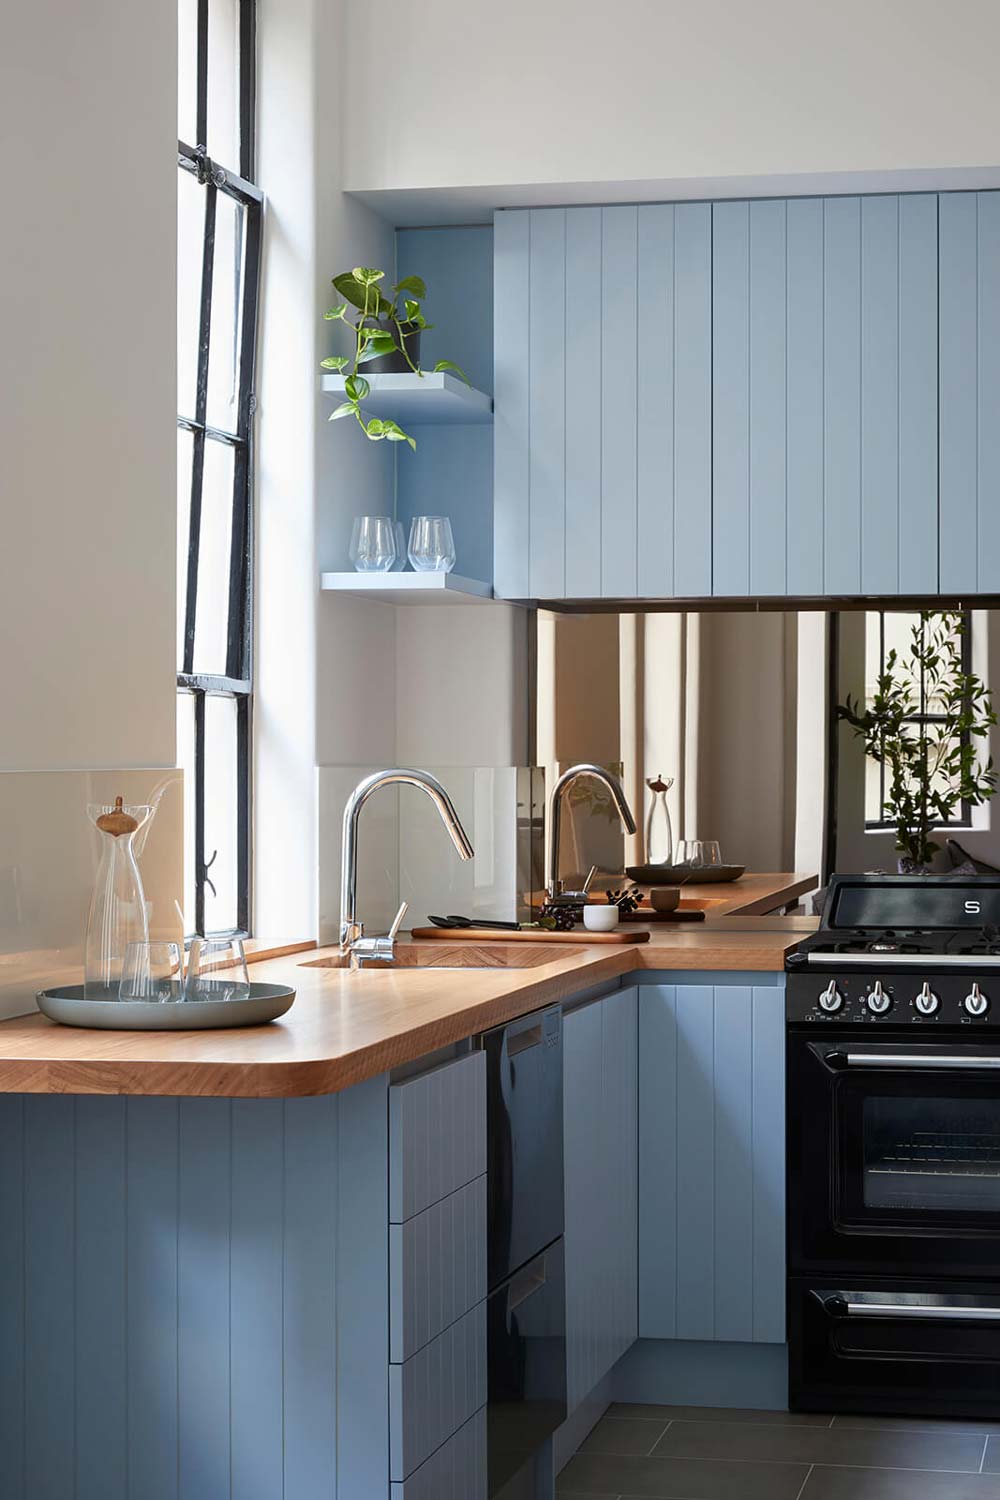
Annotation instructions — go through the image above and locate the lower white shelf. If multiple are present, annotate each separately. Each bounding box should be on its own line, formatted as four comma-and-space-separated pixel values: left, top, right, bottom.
320, 572, 494, 605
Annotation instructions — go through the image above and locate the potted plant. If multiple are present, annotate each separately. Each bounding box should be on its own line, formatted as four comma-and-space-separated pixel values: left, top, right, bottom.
320, 266, 468, 450
837, 611, 998, 871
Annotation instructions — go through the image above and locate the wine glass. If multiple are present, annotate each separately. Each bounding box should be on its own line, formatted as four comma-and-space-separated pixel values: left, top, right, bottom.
349, 515, 396, 572
408, 516, 456, 573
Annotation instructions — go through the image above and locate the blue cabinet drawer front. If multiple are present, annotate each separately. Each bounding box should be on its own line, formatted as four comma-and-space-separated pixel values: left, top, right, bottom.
389, 1301, 487, 1481
389, 1174, 487, 1362
389, 1051, 486, 1223
390, 1407, 487, 1500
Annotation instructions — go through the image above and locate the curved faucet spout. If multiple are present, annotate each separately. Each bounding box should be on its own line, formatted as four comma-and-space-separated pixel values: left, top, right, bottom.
546, 763, 637, 900
340, 768, 474, 957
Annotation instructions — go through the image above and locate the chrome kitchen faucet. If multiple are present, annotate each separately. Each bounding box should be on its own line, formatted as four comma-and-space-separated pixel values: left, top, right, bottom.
339, 769, 474, 968
546, 763, 636, 901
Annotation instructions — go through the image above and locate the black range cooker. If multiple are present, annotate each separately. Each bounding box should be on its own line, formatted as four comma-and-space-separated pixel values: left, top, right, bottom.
786, 874, 1000, 1419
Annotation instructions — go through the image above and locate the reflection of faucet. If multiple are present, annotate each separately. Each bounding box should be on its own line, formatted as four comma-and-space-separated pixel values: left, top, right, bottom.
340, 769, 474, 968
546, 764, 637, 900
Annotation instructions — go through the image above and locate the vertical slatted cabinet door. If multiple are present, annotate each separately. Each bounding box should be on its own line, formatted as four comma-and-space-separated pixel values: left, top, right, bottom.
529, 208, 567, 598
563, 996, 604, 1412
638, 979, 786, 1343
860, 195, 939, 595
940, 190, 1000, 593
493, 209, 530, 598
823, 196, 863, 595
637, 205, 675, 597
786, 198, 825, 596
601, 206, 639, 597
603, 985, 639, 1370
565, 207, 603, 597
712, 200, 788, 597
0, 1097, 24, 1500
674, 204, 713, 598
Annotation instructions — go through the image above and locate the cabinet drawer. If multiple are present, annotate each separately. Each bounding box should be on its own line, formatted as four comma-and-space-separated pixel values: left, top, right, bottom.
390, 1174, 487, 1362
389, 1302, 487, 1481
390, 1407, 487, 1500
389, 1051, 486, 1222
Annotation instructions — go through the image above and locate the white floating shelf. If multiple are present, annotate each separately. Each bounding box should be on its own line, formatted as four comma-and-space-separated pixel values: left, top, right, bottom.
321, 371, 493, 425
320, 572, 494, 605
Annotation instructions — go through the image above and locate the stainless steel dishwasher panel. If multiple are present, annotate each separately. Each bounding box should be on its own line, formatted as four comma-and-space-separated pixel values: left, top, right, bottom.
483, 1005, 564, 1289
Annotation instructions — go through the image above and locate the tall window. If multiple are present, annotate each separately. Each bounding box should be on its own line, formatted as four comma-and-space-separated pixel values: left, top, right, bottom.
863, 610, 974, 830
177, 0, 261, 935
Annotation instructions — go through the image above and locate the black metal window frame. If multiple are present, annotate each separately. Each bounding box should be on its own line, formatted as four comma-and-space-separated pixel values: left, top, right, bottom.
178, 0, 262, 937
865, 609, 975, 832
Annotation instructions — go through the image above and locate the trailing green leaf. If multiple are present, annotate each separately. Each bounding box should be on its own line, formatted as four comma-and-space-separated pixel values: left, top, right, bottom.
433, 359, 471, 384
328, 401, 359, 422
320, 355, 349, 370
394, 275, 426, 299
323, 303, 348, 321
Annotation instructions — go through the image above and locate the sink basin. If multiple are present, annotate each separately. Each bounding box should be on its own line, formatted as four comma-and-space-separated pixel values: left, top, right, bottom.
304, 942, 581, 971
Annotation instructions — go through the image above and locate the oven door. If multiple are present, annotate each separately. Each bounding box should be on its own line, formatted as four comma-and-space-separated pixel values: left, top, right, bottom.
789, 1031, 1000, 1277
789, 1277, 1000, 1418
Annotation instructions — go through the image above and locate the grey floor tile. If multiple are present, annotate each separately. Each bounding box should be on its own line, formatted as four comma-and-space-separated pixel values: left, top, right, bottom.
558, 1451, 809, 1499
983, 1436, 1000, 1472
801, 1466, 1000, 1499
609, 1402, 831, 1426
556, 1492, 619, 1500
651, 1419, 985, 1473
832, 1414, 1000, 1437
581, 1417, 670, 1457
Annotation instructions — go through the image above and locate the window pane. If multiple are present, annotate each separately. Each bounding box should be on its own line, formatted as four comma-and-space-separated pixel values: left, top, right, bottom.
177, 691, 197, 933
192, 437, 235, 674
206, 191, 246, 432
178, 0, 198, 143
204, 694, 239, 932
177, 427, 194, 666
207, 0, 240, 168
177, 169, 205, 419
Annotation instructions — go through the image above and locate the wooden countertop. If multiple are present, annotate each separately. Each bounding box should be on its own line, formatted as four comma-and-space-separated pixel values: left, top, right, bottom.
0, 874, 817, 1100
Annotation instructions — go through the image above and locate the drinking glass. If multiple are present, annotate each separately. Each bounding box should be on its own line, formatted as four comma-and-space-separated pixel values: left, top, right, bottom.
408, 515, 456, 572
184, 936, 251, 1002
675, 840, 723, 869
120, 941, 184, 1002
349, 515, 396, 572
389, 519, 407, 571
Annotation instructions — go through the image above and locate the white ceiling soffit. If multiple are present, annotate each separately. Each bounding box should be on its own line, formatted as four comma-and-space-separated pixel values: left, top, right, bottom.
349, 164, 1000, 229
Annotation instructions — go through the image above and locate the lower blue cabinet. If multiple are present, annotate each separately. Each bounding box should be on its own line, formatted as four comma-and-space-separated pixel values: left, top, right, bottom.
563, 985, 638, 1413
638, 977, 785, 1344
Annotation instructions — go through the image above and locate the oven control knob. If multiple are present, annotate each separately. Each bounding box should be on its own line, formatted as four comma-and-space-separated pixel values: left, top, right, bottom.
914, 982, 940, 1016
964, 983, 990, 1018
818, 982, 843, 1013
865, 981, 892, 1015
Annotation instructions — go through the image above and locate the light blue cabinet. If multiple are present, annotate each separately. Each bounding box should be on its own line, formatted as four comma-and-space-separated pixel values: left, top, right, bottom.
638, 977, 785, 1344
494, 205, 712, 601
494, 191, 985, 602
563, 985, 638, 1413
939, 190, 1000, 594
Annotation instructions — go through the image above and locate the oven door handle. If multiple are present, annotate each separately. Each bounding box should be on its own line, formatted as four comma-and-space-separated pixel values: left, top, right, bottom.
830, 1052, 1000, 1070
829, 1297, 1000, 1323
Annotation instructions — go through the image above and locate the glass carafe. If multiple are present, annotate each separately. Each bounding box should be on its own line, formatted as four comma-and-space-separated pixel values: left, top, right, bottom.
84, 798, 154, 998
643, 774, 674, 866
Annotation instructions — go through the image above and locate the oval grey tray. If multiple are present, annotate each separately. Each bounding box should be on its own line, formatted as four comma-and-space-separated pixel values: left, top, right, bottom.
36, 982, 295, 1030
626, 863, 746, 886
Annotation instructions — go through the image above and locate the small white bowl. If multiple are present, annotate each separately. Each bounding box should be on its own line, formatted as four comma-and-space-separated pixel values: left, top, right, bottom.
583, 904, 620, 932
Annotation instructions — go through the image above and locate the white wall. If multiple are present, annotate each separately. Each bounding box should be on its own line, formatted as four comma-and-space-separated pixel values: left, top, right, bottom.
0, 0, 181, 1015
343, 0, 1000, 218
0, 0, 177, 768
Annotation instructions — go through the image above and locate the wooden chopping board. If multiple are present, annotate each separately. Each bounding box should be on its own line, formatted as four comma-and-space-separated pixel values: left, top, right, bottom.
410, 926, 650, 945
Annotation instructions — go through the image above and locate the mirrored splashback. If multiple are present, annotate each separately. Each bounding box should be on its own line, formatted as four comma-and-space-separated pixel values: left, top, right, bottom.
535, 607, 1000, 892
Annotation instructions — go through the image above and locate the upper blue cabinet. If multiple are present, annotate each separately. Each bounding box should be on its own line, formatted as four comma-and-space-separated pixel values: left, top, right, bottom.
494, 192, 997, 603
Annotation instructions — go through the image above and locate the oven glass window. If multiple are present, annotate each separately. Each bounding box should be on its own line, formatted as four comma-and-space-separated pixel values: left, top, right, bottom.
863, 1097, 1000, 1212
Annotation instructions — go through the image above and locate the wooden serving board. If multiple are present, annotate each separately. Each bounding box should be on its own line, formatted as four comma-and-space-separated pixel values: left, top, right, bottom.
621, 908, 706, 923
409, 926, 650, 945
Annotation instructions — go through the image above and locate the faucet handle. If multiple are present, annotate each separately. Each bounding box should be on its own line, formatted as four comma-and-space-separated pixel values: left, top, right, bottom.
388, 900, 409, 942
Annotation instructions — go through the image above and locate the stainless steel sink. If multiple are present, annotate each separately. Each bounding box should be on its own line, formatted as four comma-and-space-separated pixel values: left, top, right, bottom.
303, 942, 581, 971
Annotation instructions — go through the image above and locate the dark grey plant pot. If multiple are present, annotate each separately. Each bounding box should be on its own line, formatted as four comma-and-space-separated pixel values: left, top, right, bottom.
363, 319, 421, 374
897, 856, 933, 875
